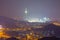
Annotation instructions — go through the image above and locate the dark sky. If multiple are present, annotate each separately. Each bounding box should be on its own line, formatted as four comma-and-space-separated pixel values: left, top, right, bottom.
0, 0, 60, 20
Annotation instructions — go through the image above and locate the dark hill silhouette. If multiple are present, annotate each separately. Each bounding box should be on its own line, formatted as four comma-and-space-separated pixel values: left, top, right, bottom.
0, 16, 16, 23
43, 23, 60, 38
0, 16, 17, 28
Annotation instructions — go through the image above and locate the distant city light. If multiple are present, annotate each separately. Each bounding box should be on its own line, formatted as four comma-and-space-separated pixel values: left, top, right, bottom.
40, 19, 46, 23
0, 25, 3, 29
43, 17, 50, 21
53, 22, 60, 26
27, 18, 40, 22
27, 17, 51, 23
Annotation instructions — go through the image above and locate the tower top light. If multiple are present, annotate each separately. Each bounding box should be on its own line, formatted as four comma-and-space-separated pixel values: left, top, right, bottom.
25, 8, 28, 14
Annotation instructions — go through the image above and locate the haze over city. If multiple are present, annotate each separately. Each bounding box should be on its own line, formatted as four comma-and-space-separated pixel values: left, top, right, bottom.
0, 0, 60, 21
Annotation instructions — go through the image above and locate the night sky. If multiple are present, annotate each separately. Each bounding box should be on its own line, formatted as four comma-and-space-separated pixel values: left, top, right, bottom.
0, 0, 60, 20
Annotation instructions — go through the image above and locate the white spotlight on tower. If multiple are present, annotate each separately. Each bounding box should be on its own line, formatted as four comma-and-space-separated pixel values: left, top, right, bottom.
24, 8, 28, 20
25, 8, 28, 14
